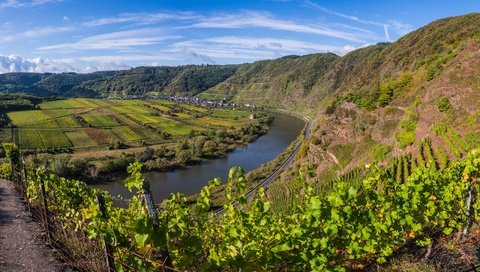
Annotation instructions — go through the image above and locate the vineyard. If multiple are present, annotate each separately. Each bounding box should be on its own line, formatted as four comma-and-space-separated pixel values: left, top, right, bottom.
1, 98, 253, 150
267, 124, 480, 214
2, 139, 480, 271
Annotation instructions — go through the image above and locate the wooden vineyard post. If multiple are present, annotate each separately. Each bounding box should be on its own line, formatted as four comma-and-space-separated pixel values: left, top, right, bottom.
96, 194, 117, 272
21, 158, 27, 191
142, 179, 174, 271
39, 176, 52, 244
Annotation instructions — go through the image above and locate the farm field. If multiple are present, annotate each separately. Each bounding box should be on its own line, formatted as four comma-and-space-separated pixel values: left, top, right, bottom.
6, 98, 253, 150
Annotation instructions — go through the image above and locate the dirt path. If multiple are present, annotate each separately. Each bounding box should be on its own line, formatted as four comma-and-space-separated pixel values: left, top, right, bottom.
0, 179, 64, 272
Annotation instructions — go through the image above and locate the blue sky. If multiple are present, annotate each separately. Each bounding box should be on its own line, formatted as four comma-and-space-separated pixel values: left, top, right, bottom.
0, 0, 478, 73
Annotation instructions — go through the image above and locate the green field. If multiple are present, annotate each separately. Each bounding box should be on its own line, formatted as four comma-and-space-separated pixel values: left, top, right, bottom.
38, 130, 72, 148
112, 126, 142, 141
65, 130, 98, 147
17, 130, 44, 149
8, 110, 52, 126
83, 115, 120, 127
5, 98, 252, 150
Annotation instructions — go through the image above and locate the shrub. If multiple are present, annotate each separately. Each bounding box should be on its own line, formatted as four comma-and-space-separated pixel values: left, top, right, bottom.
395, 131, 416, 148
372, 144, 392, 162
438, 97, 452, 112
401, 118, 417, 132
433, 123, 449, 135
0, 162, 11, 179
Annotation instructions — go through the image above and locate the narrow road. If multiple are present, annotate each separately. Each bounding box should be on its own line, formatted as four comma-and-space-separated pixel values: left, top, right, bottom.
0, 179, 63, 272
215, 116, 311, 214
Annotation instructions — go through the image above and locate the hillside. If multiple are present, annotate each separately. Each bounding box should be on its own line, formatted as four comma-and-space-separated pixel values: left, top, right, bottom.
202, 15, 480, 205
199, 53, 339, 109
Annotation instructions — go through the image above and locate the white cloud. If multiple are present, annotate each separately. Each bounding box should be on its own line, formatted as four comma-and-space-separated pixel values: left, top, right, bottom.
0, 54, 138, 73
383, 25, 391, 41
0, 0, 63, 9
0, 54, 75, 73
168, 36, 356, 63
83, 11, 199, 27
304, 0, 384, 27
205, 36, 355, 55
0, 26, 75, 43
38, 28, 181, 51
187, 11, 367, 43
303, 0, 413, 41
83, 61, 130, 73
57, 53, 178, 63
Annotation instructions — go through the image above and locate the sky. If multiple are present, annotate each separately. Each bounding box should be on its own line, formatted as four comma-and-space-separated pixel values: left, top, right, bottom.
0, 0, 478, 73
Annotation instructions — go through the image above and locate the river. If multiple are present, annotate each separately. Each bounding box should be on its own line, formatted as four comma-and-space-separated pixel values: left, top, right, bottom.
93, 112, 305, 203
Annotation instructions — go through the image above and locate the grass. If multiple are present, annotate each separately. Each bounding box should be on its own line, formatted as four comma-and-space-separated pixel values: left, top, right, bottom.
127, 114, 162, 124
22, 119, 60, 129
38, 130, 72, 148
40, 99, 94, 109
83, 115, 120, 127
181, 104, 209, 113
44, 109, 71, 118
83, 128, 117, 145
331, 143, 355, 168
8, 110, 52, 126
196, 117, 242, 127
150, 118, 201, 135
210, 110, 250, 119
55, 116, 81, 128
18, 130, 44, 149
129, 126, 157, 139
65, 130, 98, 147
112, 126, 142, 142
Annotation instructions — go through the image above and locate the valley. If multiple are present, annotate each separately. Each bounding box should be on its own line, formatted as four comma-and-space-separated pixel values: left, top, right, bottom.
0, 9, 479, 272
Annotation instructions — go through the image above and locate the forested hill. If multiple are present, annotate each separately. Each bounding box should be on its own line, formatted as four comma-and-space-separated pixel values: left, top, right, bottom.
0, 71, 116, 97
78, 65, 239, 97
0, 65, 239, 98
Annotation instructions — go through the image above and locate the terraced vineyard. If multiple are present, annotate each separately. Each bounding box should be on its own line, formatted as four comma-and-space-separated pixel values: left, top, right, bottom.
2, 98, 253, 150
267, 128, 480, 212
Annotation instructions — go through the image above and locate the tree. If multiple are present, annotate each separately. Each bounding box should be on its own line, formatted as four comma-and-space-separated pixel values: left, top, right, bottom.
203, 140, 217, 155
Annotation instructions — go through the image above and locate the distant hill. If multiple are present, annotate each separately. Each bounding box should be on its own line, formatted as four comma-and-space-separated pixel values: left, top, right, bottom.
78, 65, 239, 97
0, 71, 116, 97
0, 65, 239, 98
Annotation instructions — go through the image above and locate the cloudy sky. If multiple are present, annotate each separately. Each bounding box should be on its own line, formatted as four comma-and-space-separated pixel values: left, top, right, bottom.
0, 0, 477, 73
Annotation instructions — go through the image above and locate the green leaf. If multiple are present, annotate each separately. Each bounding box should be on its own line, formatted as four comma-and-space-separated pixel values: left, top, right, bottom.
272, 242, 291, 253
134, 233, 149, 248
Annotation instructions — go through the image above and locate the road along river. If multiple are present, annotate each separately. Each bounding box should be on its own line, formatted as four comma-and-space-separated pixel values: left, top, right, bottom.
94, 112, 306, 204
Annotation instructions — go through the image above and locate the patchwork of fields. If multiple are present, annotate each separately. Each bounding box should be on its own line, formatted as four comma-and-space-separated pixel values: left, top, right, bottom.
2, 98, 252, 150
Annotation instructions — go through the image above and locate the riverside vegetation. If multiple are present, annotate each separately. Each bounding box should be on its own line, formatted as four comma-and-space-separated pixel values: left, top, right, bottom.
0, 13, 480, 270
